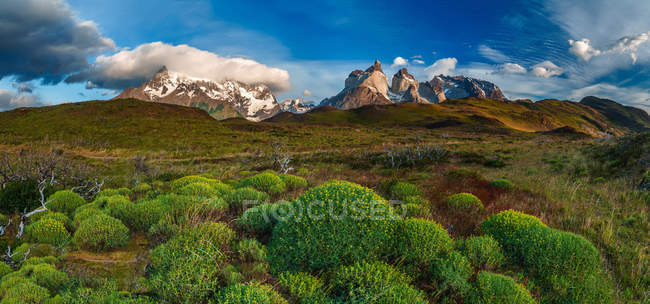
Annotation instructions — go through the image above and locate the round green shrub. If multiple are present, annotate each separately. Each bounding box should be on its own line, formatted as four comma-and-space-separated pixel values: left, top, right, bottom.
429, 251, 473, 296
456, 235, 505, 270
227, 187, 270, 207
331, 261, 428, 304
215, 283, 288, 304
17, 263, 68, 292
132, 183, 152, 193
268, 181, 398, 272
237, 239, 267, 262
394, 218, 453, 264
0, 262, 11, 279
390, 182, 420, 200
239, 172, 286, 195
279, 174, 308, 190
447, 193, 484, 212
26, 218, 70, 246
278, 272, 329, 303
170, 175, 223, 192
105, 195, 170, 232
489, 179, 515, 190
0, 278, 50, 304
22, 256, 57, 267
481, 210, 613, 304
73, 214, 130, 251
35, 212, 71, 230
97, 188, 132, 198
174, 182, 220, 198
47, 190, 85, 215
72, 207, 104, 228
468, 271, 536, 304
237, 202, 292, 234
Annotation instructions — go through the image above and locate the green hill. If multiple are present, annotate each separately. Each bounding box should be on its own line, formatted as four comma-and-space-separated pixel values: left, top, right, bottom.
580, 96, 650, 132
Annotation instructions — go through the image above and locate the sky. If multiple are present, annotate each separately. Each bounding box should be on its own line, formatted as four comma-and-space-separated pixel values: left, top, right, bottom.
1, 0, 650, 112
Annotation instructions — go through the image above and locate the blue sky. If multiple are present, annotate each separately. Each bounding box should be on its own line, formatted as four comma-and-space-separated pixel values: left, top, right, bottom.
1, 0, 649, 112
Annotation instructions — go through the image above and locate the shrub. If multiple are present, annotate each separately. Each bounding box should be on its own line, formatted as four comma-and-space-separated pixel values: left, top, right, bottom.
221, 264, 245, 286
227, 187, 269, 208
31, 212, 71, 230
146, 216, 180, 246
239, 172, 286, 195
481, 210, 613, 304
331, 261, 428, 304
430, 251, 473, 296
60, 280, 156, 304
456, 236, 505, 270
215, 283, 288, 304
278, 272, 329, 303
268, 181, 398, 272
0, 213, 7, 226
0, 278, 50, 304
148, 222, 235, 303
279, 174, 308, 190
174, 182, 219, 197
394, 218, 453, 264
97, 188, 132, 198
402, 203, 425, 218
467, 271, 536, 304
26, 218, 70, 246
105, 195, 169, 232
237, 202, 292, 234
22, 256, 57, 267
132, 183, 152, 193
17, 263, 69, 292
46, 190, 85, 215
489, 179, 514, 190
0, 180, 56, 214
71, 207, 104, 228
402, 195, 429, 205
237, 239, 267, 262
73, 214, 130, 251
390, 182, 420, 200
0, 262, 11, 279
447, 193, 483, 212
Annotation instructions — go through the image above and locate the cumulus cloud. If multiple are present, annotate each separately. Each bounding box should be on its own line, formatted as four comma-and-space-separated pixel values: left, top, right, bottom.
66, 42, 291, 92
303, 89, 312, 96
391, 56, 408, 68
424, 58, 458, 78
497, 63, 527, 74
412, 59, 425, 65
85, 81, 101, 90
568, 39, 601, 61
0, 89, 43, 111
478, 45, 510, 63
0, 0, 115, 84
530, 61, 563, 78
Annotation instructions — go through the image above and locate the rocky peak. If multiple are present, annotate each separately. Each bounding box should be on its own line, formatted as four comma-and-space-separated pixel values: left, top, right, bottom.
321, 61, 391, 110
365, 60, 383, 73
391, 68, 419, 95
279, 98, 316, 114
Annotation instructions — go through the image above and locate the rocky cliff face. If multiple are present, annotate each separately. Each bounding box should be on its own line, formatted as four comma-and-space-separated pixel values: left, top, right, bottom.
418, 75, 506, 103
114, 67, 281, 121
320, 60, 392, 110
279, 98, 316, 114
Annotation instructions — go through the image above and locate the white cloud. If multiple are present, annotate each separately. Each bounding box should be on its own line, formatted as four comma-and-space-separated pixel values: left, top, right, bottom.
568, 39, 601, 61
530, 61, 563, 78
67, 42, 291, 92
412, 59, 425, 65
478, 45, 510, 62
0, 89, 43, 110
497, 63, 527, 74
85, 81, 100, 90
410, 55, 423, 59
424, 58, 458, 78
391, 56, 408, 68
303, 89, 312, 96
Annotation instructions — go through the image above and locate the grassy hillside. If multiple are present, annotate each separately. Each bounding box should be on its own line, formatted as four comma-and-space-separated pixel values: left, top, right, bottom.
580, 96, 650, 132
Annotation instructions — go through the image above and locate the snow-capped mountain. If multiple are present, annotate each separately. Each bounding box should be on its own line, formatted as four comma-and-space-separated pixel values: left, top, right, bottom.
114, 67, 281, 121
279, 98, 316, 114
420, 75, 506, 103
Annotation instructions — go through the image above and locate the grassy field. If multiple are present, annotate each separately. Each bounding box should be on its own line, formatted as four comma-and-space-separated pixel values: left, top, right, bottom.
0, 99, 647, 303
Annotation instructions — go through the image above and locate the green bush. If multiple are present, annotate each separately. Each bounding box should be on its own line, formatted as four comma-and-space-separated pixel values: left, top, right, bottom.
279, 174, 308, 190
146, 216, 180, 246
97, 188, 132, 198
60, 280, 156, 304
237, 202, 292, 234
221, 264, 245, 286
268, 181, 398, 272
278, 272, 329, 303
17, 263, 68, 292
132, 183, 152, 193
489, 179, 515, 190
239, 172, 286, 195
456, 236, 505, 270
467, 271, 536, 304
0, 277, 50, 304
227, 187, 269, 207
402, 195, 429, 205
71, 207, 104, 228
331, 261, 428, 304
447, 193, 484, 212
22, 256, 57, 267
170, 175, 221, 191
394, 218, 453, 264
215, 283, 288, 304
73, 214, 130, 251
481, 210, 613, 304
237, 239, 267, 262
0, 262, 11, 279
26, 218, 70, 246
105, 195, 169, 232
46, 190, 85, 215
402, 203, 425, 218
148, 222, 235, 303
390, 182, 420, 200
430, 251, 473, 296
30, 212, 71, 230
0, 180, 56, 214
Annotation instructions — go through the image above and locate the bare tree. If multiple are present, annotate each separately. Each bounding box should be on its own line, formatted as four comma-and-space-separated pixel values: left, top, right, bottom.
270, 139, 293, 173
3, 244, 34, 268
